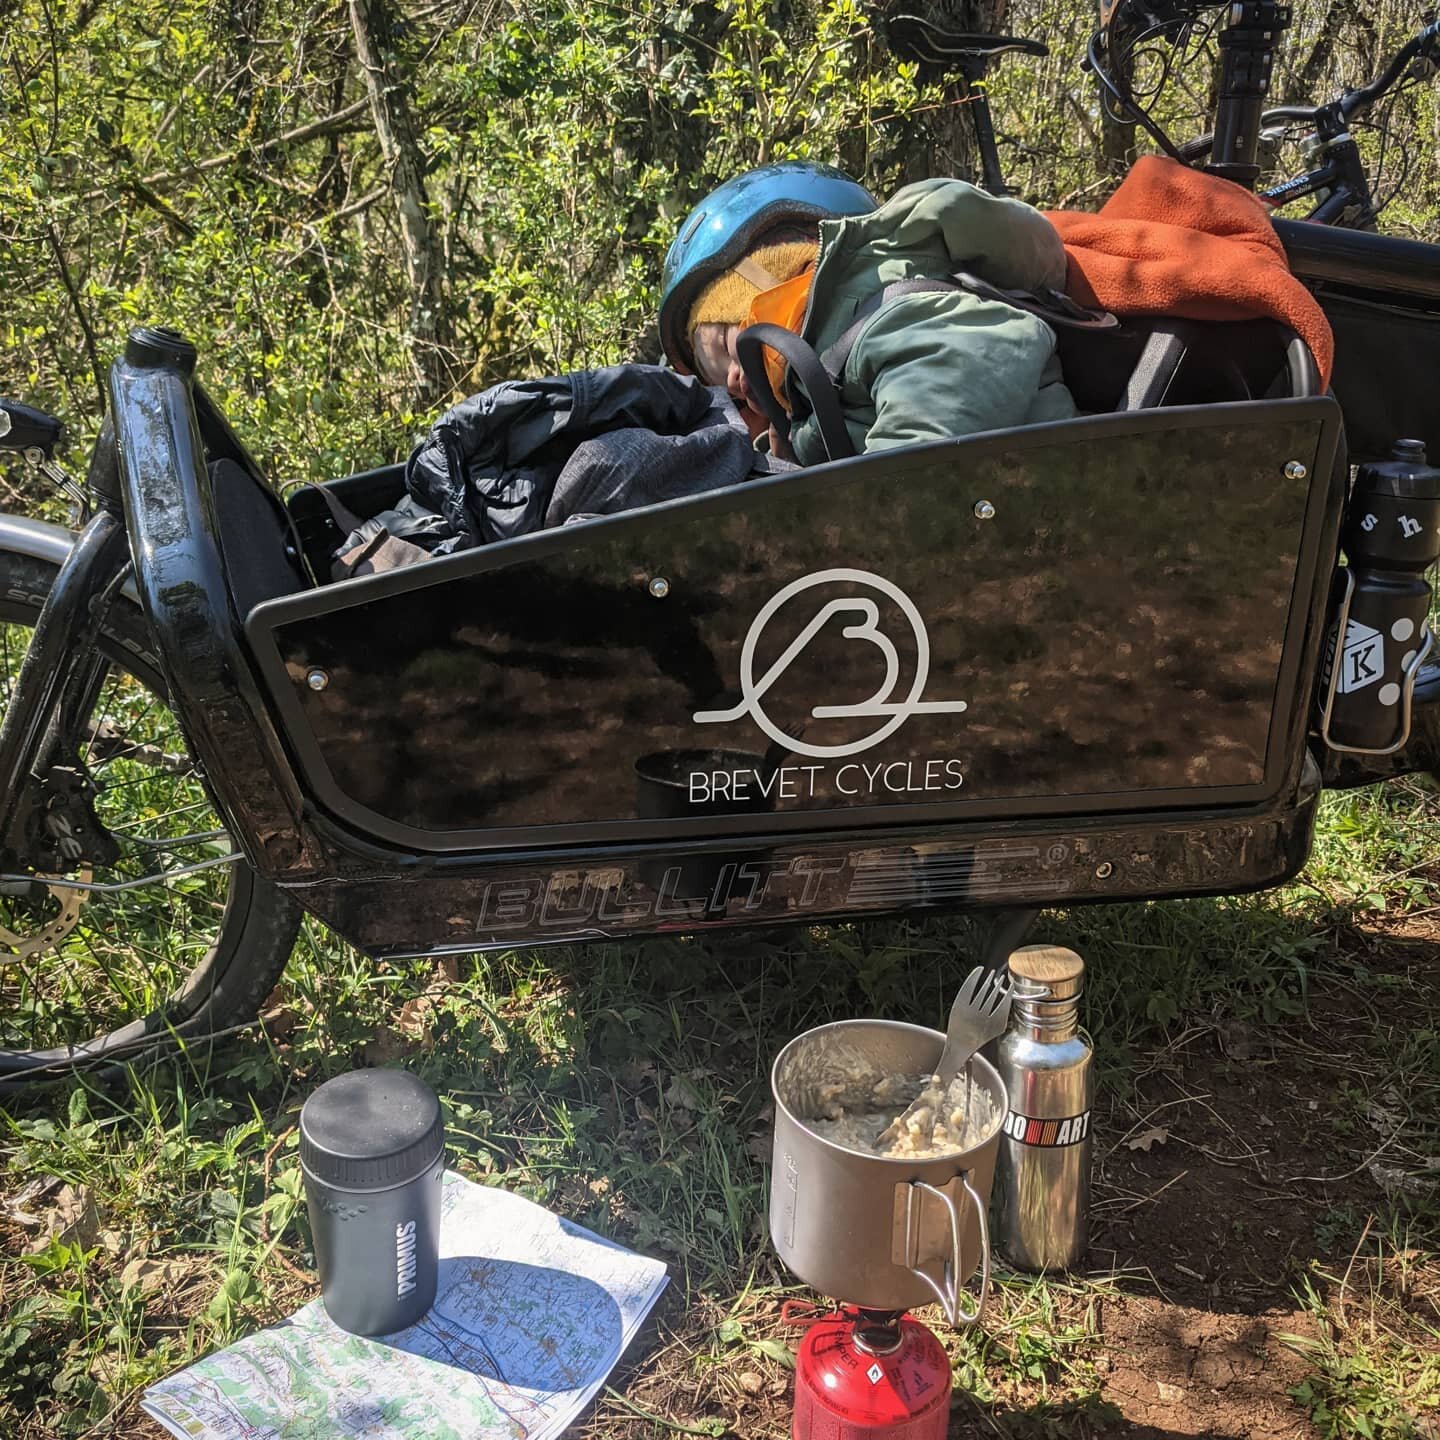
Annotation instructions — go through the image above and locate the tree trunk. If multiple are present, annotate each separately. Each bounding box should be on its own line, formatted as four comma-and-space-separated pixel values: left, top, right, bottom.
1279, 0, 1347, 104
1098, 39, 1136, 177
348, 0, 453, 406
228, 0, 263, 118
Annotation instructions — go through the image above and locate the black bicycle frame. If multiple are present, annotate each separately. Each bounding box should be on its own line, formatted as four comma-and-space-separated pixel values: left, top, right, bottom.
1189, 13, 1440, 217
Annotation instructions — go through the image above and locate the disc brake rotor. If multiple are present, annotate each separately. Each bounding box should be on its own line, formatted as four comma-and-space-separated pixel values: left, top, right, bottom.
0, 872, 92, 959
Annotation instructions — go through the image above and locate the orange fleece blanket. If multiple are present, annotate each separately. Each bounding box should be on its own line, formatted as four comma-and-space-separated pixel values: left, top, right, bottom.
1046, 156, 1334, 388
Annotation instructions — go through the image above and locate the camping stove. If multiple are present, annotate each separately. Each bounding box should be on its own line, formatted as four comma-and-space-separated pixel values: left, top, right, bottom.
771, 1020, 1010, 1439
792, 1307, 950, 1440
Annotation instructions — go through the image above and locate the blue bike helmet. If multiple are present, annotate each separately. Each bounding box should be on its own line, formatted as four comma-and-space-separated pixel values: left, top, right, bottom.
659, 161, 877, 371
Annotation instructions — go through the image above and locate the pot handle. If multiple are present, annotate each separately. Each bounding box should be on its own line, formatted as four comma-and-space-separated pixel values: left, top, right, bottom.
905, 1176, 991, 1329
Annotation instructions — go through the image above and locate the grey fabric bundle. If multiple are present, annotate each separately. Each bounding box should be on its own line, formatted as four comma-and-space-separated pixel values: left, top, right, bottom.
548, 388, 793, 527
405, 364, 791, 550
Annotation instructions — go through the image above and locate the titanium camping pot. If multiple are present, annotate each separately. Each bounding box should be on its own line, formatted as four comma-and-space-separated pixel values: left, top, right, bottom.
770, 1019, 1006, 1326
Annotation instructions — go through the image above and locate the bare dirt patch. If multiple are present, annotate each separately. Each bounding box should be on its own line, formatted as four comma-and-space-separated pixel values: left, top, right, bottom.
1070, 917, 1439, 1438
1097, 1300, 1317, 1439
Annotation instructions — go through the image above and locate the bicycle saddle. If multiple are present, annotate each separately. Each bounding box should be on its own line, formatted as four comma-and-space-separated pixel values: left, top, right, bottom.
886, 14, 1050, 65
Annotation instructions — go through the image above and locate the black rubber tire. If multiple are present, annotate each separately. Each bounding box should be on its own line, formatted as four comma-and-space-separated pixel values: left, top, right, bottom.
0, 548, 301, 1085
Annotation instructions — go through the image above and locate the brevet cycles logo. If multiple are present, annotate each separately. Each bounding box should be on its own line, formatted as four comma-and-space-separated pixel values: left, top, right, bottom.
694, 568, 968, 757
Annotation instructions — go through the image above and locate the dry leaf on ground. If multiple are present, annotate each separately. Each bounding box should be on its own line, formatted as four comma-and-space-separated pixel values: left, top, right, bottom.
1126, 1125, 1170, 1152
355, 1026, 420, 1066
120, 1256, 200, 1297
663, 1074, 703, 1111
26, 1183, 102, 1254
396, 995, 437, 1043
3, 1173, 62, 1228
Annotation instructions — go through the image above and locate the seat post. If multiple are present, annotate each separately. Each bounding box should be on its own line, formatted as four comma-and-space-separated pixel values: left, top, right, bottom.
1208, 1, 1292, 188
960, 57, 1008, 197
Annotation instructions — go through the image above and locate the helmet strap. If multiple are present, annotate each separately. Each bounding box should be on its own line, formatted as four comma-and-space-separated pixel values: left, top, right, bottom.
732, 255, 781, 291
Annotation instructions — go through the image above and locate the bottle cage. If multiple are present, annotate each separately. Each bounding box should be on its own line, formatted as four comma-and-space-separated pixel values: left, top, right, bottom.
736, 274, 1117, 463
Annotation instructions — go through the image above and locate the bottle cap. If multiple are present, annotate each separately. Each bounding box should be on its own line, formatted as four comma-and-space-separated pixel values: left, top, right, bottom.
1360, 439, 1440, 498
1008, 944, 1084, 1002
299, 1069, 444, 1192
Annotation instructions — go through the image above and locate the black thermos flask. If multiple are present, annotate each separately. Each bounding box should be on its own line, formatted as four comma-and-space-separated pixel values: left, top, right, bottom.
299, 1069, 445, 1336
1318, 439, 1440, 753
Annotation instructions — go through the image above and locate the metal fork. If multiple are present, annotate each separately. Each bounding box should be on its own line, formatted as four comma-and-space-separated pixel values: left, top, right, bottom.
877, 965, 1012, 1147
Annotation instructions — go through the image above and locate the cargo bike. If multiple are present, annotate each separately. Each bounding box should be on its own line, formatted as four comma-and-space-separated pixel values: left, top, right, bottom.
1, 1, 1438, 1086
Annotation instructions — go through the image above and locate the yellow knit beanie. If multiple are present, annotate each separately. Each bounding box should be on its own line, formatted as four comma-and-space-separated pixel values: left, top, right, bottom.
686, 239, 819, 339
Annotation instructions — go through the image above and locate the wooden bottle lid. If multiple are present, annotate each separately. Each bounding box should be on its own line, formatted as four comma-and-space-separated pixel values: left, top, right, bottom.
1007, 944, 1084, 1000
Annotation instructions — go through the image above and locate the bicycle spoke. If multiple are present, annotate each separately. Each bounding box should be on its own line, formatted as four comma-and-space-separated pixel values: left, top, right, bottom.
81, 665, 120, 765
109, 798, 212, 833
105, 693, 159, 745
71, 928, 137, 1010
0, 600, 239, 1063
125, 828, 229, 850
95, 774, 187, 796
12, 955, 46, 1048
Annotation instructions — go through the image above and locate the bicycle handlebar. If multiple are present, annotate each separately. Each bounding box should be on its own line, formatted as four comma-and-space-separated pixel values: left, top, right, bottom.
1338, 18, 1440, 121
1174, 104, 1319, 162
1171, 19, 1440, 165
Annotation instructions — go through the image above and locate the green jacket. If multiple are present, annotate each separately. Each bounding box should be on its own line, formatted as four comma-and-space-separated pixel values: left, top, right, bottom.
785, 178, 1078, 465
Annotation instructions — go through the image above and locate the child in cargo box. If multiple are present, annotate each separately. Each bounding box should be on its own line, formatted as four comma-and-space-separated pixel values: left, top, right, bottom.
658, 161, 1078, 466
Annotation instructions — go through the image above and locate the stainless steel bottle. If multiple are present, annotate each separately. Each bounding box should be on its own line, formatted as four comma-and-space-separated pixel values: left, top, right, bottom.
991, 945, 1091, 1270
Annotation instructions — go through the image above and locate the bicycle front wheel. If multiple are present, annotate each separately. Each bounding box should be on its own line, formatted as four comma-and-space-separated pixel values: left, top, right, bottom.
0, 547, 300, 1087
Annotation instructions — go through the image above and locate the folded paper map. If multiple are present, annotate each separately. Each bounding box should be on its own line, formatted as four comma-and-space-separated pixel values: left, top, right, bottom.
144, 1170, 668, 1440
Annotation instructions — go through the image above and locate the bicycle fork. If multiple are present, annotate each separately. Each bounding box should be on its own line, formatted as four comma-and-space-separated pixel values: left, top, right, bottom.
0, 504, 130, 859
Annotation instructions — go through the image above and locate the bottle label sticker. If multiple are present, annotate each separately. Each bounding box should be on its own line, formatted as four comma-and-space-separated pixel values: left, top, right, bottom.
1002, 1109, 1091, 1147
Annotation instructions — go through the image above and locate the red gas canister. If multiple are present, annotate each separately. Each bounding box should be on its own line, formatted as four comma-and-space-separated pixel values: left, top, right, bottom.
792, 1309, 951, 1440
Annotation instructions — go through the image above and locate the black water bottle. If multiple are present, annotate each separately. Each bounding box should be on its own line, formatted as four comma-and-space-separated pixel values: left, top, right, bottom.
299, 1069, 445, 1336
1318, 440, 1440, 753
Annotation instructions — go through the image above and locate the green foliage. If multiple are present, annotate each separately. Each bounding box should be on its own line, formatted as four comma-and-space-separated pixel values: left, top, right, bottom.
1287, 1267, 1440, 1440
688, 0, 916, 170
0, 0, 927, 485
4, 0, 1438, 496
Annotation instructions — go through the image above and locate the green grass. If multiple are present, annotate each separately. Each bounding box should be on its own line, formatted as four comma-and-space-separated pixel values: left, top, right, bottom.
1287, 1235, 1440, 1440
0, 779, 1437, 1438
